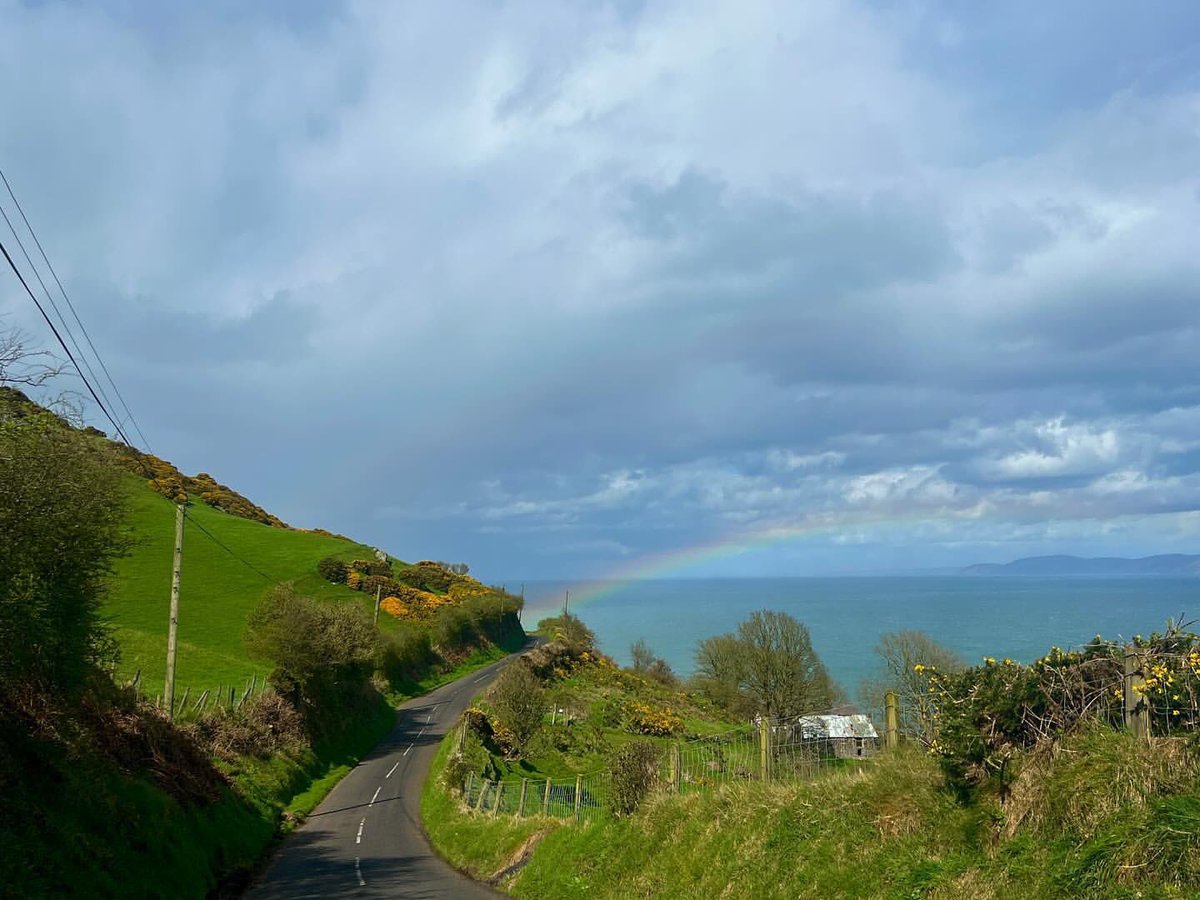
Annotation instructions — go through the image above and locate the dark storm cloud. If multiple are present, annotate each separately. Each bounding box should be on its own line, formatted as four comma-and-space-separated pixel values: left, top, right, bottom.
1, 0, 1198, 578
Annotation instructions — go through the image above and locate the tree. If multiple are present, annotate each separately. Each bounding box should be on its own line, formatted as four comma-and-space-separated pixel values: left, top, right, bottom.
0, 405, 128, 699
692, 611, 837, 718
630, 638, 677, 687
488, 662, 545, 756
858, 630, 964, 743
630, 639, 655, 673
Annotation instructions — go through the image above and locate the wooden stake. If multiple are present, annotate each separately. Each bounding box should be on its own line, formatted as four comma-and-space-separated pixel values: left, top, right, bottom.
518, 778, 529, 817
1124, 648, 1150, 740
884, 691, 899, 750
573, 774, 583, 822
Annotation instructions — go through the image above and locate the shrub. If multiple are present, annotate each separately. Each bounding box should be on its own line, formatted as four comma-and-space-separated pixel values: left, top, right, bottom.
487, 662, 545, 756
608, 740, 662, 816
378, 624, 436, 687
626, 700, 682, 736
0, 409, 129, 699
244, 585, 379, 725
317, 556, 348, 584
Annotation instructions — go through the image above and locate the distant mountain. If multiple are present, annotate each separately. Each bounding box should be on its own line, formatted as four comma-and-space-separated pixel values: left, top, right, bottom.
960, 554, 1200, 577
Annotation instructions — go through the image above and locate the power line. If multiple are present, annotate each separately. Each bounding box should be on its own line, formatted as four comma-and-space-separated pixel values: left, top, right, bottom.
0, 237, 136, 449
184, 507, 274, 582
0, 180, 275, 585
0, 168, 152, 452
0, 198, 125, 439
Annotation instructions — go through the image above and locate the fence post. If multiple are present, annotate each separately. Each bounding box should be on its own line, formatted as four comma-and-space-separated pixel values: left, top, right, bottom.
1124, 648, 1149, 740
492, 782, 504, 817
573, 774, 583, 822
670, 743, 681, 793
542, 778, 552, 815
466, 772, 475, 803
884, 691, 899, 750
475, 781, 489, 811
759, 717, 771, 782
518, 778, 529, 817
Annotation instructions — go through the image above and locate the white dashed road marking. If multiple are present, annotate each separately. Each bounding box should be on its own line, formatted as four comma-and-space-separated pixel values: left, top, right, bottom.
355, 857, 365, 886
370, 786, 381, 807
356, 818, 365, 844
386, 761, 399, 778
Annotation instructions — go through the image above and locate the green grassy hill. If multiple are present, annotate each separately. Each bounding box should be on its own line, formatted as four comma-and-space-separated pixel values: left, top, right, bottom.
106, 477, 382, 698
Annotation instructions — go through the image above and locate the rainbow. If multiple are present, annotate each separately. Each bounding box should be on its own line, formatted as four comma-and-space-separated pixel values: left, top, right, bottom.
525, 509, 945, 615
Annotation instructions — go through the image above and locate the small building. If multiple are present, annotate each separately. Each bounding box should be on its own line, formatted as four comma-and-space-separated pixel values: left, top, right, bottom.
794, 714, 879, 759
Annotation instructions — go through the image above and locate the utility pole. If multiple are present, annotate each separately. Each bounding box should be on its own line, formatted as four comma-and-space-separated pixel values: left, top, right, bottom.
374, 584, 382, 626
563, 589, 570, 617
164, 503, 185, 720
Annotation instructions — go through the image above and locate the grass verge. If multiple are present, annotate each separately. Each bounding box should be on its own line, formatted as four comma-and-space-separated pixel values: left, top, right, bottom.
422, 728, 1200, 899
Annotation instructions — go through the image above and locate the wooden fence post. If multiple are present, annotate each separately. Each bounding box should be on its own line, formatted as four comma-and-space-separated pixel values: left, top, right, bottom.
466, 772, 475, 803
542, 778, 552, 815
475, 781, 489, 811
670, 743, 681, 793
759, 717, 771, 782
884, 691, 899, 750
1124, 648, 1150, 740
573, 774, 583, 822
492, 782, 504, 817
518, 778, 529, 817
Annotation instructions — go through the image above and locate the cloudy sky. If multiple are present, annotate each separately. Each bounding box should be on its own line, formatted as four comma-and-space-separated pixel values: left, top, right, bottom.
1, 0, 1199, 580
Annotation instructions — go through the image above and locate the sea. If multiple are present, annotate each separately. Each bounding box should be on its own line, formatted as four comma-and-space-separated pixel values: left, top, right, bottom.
520, 577, 1200, 699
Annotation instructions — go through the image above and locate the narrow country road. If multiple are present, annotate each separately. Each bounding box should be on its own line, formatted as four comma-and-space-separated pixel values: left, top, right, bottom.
248, 648, 528, 899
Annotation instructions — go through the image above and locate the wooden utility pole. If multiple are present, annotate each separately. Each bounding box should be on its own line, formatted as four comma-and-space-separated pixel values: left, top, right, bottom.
563, 589, 570, 617
164, 503, 185, 720
373, 585, 382, 626
884, 691, 899, 750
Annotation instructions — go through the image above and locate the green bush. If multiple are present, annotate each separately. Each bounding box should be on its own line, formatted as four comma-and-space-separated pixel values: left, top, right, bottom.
487, 662, 545, 757
378, 623, 436, 687
244, 585, 379, 727
316, 556, 348, 584
0, 409, 128, 699
608, 740, 662, 816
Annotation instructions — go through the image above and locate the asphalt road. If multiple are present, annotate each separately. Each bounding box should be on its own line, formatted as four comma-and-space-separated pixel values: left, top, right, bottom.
248, 651, 525, 899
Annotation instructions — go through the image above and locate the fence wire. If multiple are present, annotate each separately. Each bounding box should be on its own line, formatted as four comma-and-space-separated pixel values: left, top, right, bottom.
463, 771, 611, 825
458, 712, 881, 825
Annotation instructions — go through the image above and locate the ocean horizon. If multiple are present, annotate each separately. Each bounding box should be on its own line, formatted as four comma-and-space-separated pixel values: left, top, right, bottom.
521, 576, 1200, 703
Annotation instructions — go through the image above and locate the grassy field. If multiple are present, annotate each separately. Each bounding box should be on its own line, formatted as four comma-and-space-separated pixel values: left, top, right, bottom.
423, 727, 1200, 899
105, 477, 381, 697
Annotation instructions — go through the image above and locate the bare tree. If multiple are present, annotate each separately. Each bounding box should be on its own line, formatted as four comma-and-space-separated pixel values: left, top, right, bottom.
857, 630, 964, 744
0, 326, 62, 389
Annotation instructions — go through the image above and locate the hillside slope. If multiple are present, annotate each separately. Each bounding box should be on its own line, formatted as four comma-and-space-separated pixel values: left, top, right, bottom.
107, 478, 381, 697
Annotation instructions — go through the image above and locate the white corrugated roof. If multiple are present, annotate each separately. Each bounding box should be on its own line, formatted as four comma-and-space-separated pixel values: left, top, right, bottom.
796, 714, 878, 740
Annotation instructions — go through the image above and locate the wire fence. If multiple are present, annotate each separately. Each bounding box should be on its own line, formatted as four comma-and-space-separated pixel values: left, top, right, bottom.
124, 669, 270, 721
463, 771, 612, 825
455, 711, 881, 825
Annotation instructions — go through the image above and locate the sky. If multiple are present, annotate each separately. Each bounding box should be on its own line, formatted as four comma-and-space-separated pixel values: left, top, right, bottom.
1, 0, 1199, 580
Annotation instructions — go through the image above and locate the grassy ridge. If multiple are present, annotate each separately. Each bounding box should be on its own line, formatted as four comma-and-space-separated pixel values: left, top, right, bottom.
106, 478, 380, 697
422, 728, 1200, 899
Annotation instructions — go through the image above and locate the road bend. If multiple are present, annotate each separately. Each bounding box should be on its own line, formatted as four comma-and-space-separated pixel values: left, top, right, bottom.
249, 649, 527, 899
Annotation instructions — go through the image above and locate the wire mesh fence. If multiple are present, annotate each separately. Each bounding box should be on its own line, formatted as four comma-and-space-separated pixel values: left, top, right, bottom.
463, 771, 611, 825
456, 711, 882, 825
